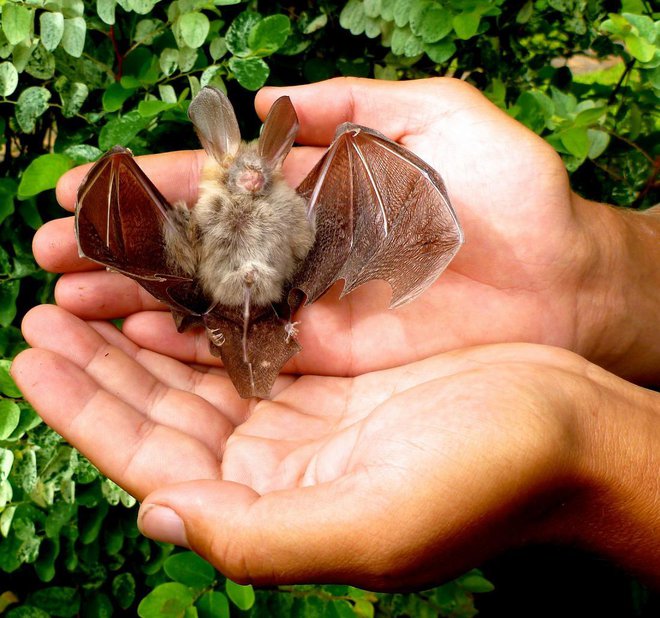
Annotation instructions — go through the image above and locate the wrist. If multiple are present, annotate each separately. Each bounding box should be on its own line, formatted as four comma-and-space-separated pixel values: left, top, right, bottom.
532, 366, 660, 585
573, 195, 660, 383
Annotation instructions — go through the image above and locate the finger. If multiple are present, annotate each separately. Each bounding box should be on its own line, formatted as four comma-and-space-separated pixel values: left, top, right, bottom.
56, 149, 207, 213
88, 319, 253, 424
11, 347, 223, 501
20, 305, 240, 449
32, 218, 101, 273
57, 142, 323, 218
255, 76, 478, 145
55, 271, 167, 318
138, 476, 412, 588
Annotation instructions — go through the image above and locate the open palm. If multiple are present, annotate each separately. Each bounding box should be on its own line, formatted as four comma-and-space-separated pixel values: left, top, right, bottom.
39, 77, 597, 378
15, 303, 587, 588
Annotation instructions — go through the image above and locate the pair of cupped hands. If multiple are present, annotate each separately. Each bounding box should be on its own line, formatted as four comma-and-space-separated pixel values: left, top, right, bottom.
12, 78, 659, 589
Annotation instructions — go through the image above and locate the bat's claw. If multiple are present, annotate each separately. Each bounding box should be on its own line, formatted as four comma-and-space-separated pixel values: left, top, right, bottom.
284, 320, 300, 343
208, 327, 226, 346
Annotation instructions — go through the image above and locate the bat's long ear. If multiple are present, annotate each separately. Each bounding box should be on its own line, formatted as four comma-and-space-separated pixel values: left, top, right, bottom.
188, 87, 241, 162
258, 96, 299, 168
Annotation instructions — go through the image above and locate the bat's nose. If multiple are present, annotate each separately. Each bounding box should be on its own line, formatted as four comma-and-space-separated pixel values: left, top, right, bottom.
239, 169, 265, 193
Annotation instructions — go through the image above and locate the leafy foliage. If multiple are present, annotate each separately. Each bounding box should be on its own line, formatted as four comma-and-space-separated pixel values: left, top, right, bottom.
0, 0, 657, 615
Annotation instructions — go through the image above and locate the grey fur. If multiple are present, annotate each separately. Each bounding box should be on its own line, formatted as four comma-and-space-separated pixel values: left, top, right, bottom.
164, 141, 315, 307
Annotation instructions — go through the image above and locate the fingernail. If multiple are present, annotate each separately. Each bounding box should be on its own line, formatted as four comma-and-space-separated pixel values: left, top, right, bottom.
139, 505, 189, 548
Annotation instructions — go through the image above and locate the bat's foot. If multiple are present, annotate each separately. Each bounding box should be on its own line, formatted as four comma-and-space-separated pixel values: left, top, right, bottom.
284, 320, 300, 343
208, 327, 226, 347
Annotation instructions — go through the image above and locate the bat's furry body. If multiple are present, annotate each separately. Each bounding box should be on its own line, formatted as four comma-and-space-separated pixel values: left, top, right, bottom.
75, 87, 464, 398
164, 142, 314, 308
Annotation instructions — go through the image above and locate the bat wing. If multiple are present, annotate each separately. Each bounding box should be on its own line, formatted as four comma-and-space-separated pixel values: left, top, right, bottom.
75, 146, 207, 315
204, 305, 300, 400
291, 123, 463, 309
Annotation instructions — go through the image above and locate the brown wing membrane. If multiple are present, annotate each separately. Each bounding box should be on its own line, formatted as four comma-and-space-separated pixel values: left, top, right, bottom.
75, 146, 203, 313
205, 306, 300, 399
291, 123, 463, 309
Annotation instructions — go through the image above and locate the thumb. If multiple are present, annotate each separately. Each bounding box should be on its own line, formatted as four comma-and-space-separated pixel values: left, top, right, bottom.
254, 76, 490, 147
138, 478, 389, 586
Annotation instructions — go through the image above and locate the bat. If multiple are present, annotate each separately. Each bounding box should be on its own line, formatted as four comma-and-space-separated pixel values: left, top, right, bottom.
75, 87, 463, 399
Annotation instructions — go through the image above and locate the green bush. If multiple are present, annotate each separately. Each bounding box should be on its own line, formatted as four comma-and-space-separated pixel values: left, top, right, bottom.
0, 0, 658, 615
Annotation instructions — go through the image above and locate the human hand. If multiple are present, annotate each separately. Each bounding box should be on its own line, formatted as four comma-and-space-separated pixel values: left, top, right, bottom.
39, 77, 659, 381
13, 304, 660, 588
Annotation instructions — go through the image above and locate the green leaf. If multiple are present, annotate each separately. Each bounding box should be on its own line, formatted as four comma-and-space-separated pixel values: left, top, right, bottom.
98, 111, 149, 150
209, 36, 227, 60
516, 1, 533, 24
159, 84, 177, 103
128, 0, 158, 15
0, 62, 18, 97
40, 12, 64, 51
0, 400, 20, 440
81, 592, 113, 618
112, 573, 136, 609
6, 605, 51, 618
623, 33, 655, 62
513, 90, 554, 133
340, 0, 367, 35
61, 81, 88, 117
61, 17, 86, 57
0, 504, 16, 537
337, 57, 370, 77
164, 551, 216, 588
26, 45, 56, 80
559, 126, 589, 159
62, 0, 85, 19
225, 580, 255, 611
2, 3, 33, 45
0, 282, 20, 328
0, 478, 11, 509
413, 5, 452, 43
102, 82, 136, 112
573, 106, 606, 127
28, 587, 80, 618
160, 48, 179, 76
453, 10, 481, 40
424, 38, 456, 63
0, 180, 16, 226
248, 14, 290, 56
225, 10, 262, 57
137, 99, 175, 117
179, 12, 210, 49
0, 448, 14, 482
177, 47, 198, 72
196, 591, 229, 618
16, 86, 51, 133
97, 0, 116, 25
200, 65, 224, 89
137, 582, 195, 617
393, 0, 412, 27
19, 199, 42, 229
228, 56, 269, 90
390, 26, 423, 57
587, 129, 610, 160
551, 86, 577, 116
459, 572, 495, 593
136, 18, 165, 44
11, 40, 38, 74
300, 13, 328, 35
622, 12, 656, 42
18, 154, 73, 199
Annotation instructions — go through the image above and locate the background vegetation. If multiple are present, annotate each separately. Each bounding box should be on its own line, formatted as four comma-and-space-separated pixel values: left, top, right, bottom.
0, 0, 658, 615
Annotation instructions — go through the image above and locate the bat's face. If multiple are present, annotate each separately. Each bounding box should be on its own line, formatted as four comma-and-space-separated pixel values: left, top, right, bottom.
226, 148, 272, 196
